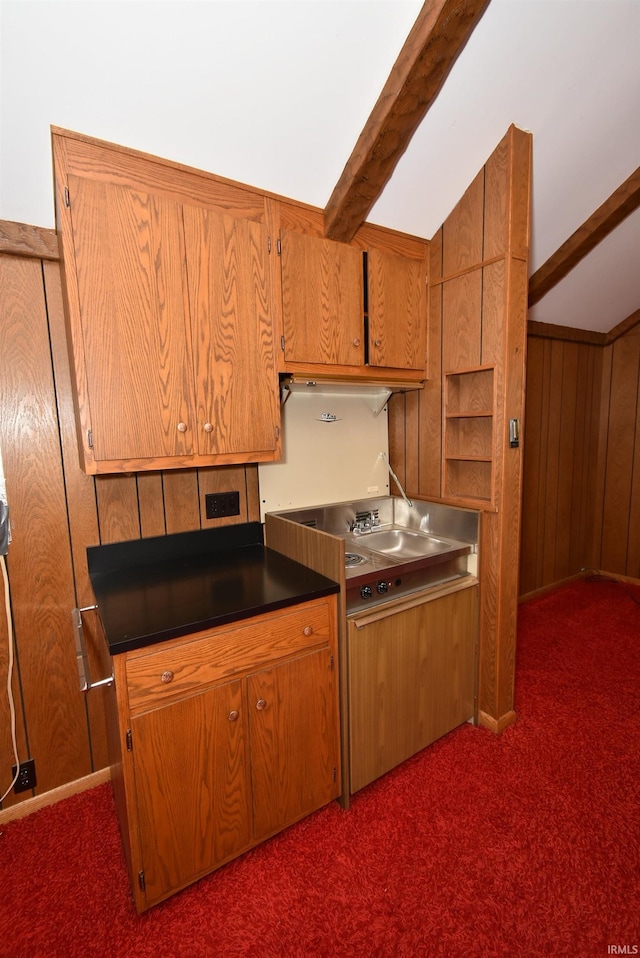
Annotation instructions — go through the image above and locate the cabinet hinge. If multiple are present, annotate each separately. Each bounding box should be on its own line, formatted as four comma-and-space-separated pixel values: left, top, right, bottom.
268, 237, 272, 254
64, 186, 70, 209
330, 654, 335, 671
138, 870, 145, 891
280, 335, 285, 352
275, 426, 280, 441
276, 237, 282, 256
87, 430, 93, 449
333, 766, 337, 783
126, 729, 133, 751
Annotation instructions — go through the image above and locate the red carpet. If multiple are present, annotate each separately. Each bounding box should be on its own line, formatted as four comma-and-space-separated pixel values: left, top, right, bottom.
1, 577, 639, 957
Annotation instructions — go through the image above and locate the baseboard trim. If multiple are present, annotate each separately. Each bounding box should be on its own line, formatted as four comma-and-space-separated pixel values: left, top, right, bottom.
478, 709, 517, 734
518, 571, 587, 603
0, 767, 111, 825
519, 569, 640, 604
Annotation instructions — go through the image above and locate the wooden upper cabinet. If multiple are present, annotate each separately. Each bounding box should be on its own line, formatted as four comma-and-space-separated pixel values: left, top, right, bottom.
52, 128, 282, 475
280, 229, 364, 366
67, 175, 197, 463
367, 247, 426, 371
183, 206, 280, 458
278, 219, 428, 381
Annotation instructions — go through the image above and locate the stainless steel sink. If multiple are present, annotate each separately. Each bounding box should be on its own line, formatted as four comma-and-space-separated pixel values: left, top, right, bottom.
356, 528, 453, 561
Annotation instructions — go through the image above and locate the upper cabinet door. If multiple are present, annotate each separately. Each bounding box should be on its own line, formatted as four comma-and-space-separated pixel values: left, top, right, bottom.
183, 206, 281, 458
280, 229, 364, 366
367, 247, 426, 371
67, 175, 196, 463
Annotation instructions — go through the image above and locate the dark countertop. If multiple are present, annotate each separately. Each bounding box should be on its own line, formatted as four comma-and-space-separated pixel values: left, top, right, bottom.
87, 523, 339, 656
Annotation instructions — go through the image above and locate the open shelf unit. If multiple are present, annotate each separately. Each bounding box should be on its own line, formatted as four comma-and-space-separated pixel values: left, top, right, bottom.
443, 365, 495, 506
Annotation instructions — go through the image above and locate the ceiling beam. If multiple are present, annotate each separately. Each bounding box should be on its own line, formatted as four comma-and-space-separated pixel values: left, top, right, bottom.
528, 165, 640, 307
323, 0, 491, 244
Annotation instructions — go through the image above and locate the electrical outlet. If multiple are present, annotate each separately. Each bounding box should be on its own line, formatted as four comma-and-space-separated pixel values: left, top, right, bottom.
12, 759, 36, 793
205, 491, 241, 520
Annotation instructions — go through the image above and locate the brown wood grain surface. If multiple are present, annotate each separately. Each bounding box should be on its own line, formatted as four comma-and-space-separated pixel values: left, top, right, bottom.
324, 0, 491, 242
280, 230, 364, 366
529, 164, 640, 307
0, 220, 59, 260
0, 255, 92, 798
44, 259, 110, 770
600, 329, 640, 574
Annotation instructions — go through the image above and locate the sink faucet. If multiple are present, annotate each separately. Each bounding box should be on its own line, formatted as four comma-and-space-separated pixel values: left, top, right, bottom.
350, 511, 380, 534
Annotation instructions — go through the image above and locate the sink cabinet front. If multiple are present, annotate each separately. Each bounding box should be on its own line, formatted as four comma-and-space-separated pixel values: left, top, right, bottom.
109, 595, 340, 912
348, 580, 477, 794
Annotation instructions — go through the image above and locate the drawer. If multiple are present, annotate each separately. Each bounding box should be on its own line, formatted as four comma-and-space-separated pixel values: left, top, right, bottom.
125, 598, 332, 713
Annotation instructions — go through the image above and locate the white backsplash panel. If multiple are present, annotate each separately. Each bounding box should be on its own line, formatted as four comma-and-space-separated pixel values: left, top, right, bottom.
258, 385, 391, 521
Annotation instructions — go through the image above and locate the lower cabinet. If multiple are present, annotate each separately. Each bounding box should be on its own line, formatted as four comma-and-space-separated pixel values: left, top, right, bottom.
107, 595, 340, 912
347, 581, 478, 794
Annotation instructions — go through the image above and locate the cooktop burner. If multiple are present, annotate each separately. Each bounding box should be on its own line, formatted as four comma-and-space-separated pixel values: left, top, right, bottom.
345, 552, 367, 568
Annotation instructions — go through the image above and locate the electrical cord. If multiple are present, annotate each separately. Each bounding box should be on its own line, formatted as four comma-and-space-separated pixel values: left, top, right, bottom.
1, 553, 20, 804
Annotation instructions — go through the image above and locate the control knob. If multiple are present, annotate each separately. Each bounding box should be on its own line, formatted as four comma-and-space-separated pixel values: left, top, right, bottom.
376, 580, 389, 594
360, 585, 373, 600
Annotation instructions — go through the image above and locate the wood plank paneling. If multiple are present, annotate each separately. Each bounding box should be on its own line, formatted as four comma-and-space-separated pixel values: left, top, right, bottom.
44, 259, 109, 771
443, 169, 484, 275
517, 318, 640, 596
600, 328, 640, 574
0, 255, 92, 802
442, 271, 483, 371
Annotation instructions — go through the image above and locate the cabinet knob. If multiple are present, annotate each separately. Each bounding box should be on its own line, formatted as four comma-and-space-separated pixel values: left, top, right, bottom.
177, 422, 187, 434
203, 422, 213, 433
161, 670, 174, 684
373, 339, 382, 348
228, 710, 239, 722
256, 698, 267, 711
303, 625, 313, 637
353, 338, 361, 348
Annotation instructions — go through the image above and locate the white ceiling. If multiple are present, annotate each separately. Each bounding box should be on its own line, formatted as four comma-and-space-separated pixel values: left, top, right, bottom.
1, 0, 639, 333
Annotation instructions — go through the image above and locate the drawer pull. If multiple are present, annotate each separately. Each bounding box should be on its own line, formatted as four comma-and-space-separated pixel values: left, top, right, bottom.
256, 698, 267, 711
161, 670, 174, 684
177, 422, 187, 433
303, 625, 313, 637
228, 710, 239, 722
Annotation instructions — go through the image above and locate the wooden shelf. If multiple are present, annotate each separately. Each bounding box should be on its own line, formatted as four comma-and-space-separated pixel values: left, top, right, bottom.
443, 367, 495, 505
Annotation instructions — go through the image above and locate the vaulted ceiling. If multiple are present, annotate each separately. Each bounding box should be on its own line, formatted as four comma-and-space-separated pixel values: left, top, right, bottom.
1, 0, 639, 333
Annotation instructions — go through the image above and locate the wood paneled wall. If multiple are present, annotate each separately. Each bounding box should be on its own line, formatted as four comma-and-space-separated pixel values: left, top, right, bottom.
0, 235, 260, 810
519, 335, 602, 595
521, 320, 640, 595
598, 324, 640, 577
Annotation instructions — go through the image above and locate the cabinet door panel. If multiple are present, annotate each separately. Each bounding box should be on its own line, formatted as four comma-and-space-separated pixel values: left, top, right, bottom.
281, 230, 364, 365
348, 586, 477, 793
68, 175, 196, 461
131, 679, 251, 906
248, 649, 339, 839
183, 206, 280, 456
368, 248, 426, 371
